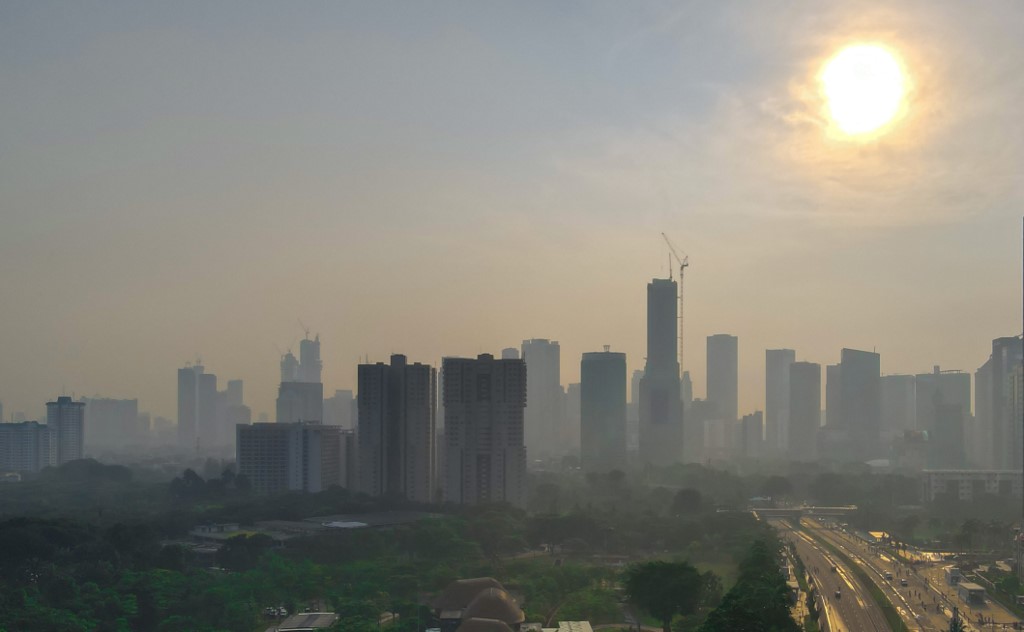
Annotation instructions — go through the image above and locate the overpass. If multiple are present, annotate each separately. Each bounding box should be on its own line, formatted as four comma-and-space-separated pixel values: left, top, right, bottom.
753, 506, 858, 519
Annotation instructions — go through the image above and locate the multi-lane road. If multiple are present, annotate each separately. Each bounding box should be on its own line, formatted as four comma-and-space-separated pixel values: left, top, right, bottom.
771, 518, 893, 632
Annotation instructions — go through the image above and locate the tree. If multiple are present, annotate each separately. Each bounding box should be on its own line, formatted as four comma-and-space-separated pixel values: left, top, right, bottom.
761, 476, 793, 500
671, 488, 703, 515
624, 561, 714, 632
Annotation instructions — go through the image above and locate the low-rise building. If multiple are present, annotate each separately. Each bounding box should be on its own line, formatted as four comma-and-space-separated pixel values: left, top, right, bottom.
272, 612, 338, 631
921, 470, 1023, 502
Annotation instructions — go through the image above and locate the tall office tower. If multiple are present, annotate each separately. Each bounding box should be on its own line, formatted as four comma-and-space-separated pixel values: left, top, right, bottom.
46, 396, 85, 465
501, 348, 520, 360
280, 351, 299, 382
707, 334, 739, 424
197, 372, 218, 451
765, 349, 796, 456
177, 364, 203, 449
521, 339, 562, 459
683, 399, 713, 463
738, 411, 763, 459
276, 382, 324, 424
0, 421, 56, 472
324, 389, 355, 428
442, 354, 527, 507
931, 404, 967, 468
235, 422, 342, 495
81, 398, 140, 451
880, 375, 916, 441
580, 349, 627, 472
298, 335, 323, 384
788, 362, 821, 461
915, 367, 970, 432
839, 348, 882, 461
973, 359, 993, 468
356, 354, 437, 503
639, 278, 682, 466
990, 336, 1023, 470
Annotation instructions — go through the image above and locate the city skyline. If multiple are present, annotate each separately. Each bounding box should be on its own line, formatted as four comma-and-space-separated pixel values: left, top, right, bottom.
0, 2, 1021, 422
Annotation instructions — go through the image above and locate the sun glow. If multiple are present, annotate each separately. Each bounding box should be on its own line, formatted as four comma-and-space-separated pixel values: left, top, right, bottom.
821, 44, 906, 137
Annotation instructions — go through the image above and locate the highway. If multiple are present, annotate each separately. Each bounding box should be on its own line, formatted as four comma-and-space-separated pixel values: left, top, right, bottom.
771, 519, 893, 632
808, 519, 1021, 632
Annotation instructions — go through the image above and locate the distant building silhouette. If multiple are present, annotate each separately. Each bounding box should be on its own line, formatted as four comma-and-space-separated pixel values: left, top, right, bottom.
880, 375, 916, 444
707, 334, 738, 426
235, 422, 344, 495
280, 351, 299, 382
626, 369, 643, 454
988, 336, 1022, 470
765, 349, 795, 456
839, 348, 881, 461
177, 364, 202, 449
580, 348, 627, 472
501, 348, 520, 360
298, 335, 322, 384
974, 358, 993, 467
442, 354, 526, 507
356, 354, 437, 503
81, 397, 140, 451
788, 361, 821, 461
46, 396, 84, 465
276, 382, 324, 424
0, 421, 55, 472
324, 389, 355, 428
639, 278, 682, 466
738, 411, 763, 459
521, 339, 562, 459
825, 363, 842, 428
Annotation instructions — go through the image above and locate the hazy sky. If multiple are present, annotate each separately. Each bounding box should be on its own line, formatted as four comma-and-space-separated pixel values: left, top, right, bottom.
1, 1, 1021, 421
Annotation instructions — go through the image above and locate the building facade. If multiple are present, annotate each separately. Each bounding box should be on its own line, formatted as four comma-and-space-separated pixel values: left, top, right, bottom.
356, 354, 437, 503
521, 338, 563, 459
639, 278, 682, 466
235, 422, 344, 495
276, 382, 324, 424
0, 421, 55, 472
580, 349, 627, 472
765, 349, 795, 456
442, 354, 527, 507
788, 361, 821, 461
707, 334, 739, 424
46, 396, 84, 465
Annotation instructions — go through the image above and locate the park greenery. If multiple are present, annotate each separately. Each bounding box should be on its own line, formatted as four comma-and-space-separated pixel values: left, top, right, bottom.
0, 457, 1017, 631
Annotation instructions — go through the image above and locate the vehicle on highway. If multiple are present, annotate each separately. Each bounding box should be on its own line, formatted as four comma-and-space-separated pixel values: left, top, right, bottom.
834, 588, 841, 599
900, 578, 908, 587
884, 571, 893, 581
830, 565, 838, 573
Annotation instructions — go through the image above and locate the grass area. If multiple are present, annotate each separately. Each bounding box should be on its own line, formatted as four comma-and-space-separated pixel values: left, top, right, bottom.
794, 522, 909, 632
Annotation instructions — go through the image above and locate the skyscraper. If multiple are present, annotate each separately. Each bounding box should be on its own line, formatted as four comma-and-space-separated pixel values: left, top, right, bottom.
442, 354, 527, 507
990, 336, 1023, 470
46, 396, 84, 465
356, 354, 437, 503
0, 421, 55, 472
738, 411, 763, 459
280, 351, 299, 382
324, 389, 355, 428
298, 335, 322, 384
707, 334, 738, 424
81, 397, 140, 451
765, 349, 795, 456
639, 278, 682, 466
880, 375, 916, 438
825, 363, 842, 428
501, 348, 520, 360
973, 358, 993, 468
521, 338, 562, 459
197, 372, 218, 451
177, 364, 202, 449
839, 348, 881, 461
580, 348, 627, 472
788, 361, 821, 461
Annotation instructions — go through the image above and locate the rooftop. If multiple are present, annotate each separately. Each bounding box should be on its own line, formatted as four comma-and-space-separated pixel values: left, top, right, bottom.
274, 612, 339, 631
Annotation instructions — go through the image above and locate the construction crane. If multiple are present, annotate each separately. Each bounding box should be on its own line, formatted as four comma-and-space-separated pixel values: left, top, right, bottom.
661, 232, 689, 378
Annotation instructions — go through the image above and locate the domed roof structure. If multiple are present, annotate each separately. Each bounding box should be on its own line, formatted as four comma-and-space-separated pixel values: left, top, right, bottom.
432, 577, 506, 612
456, 618, 515, 632
463, 588, 525, 625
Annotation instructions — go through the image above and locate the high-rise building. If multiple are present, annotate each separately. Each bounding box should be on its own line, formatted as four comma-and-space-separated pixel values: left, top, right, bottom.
235, 422, 343, 495
225, 380, 244, 407
707, 334, 738, 425
825, 363, 842, 428
839, 348, 881, 461
627, 369, 644, 454
765, 349, 795, 455
788, 362, 821, 461
324, 389, 355, 428
81, 398, 140, 451
501, 348, 520, 360
974, 358, 993, 468
738, 411, 763, 459
46, 396, 84, 465
564, 382, 581, 457
0, 421, 55, 472
521, 339, 562, 459
276, 382, 324, 424
197, 372, 218, 451
989, 336, 1023, 470
280, 351, 299, 382
915, 367, 970, 432
299, 335, 323, 384
177, 364, 202, 449
580, 349, 627, 472
357, 355, 437, 503
442, 354, 527, 507
880, 375, 916, 440
639, 278, 682, 466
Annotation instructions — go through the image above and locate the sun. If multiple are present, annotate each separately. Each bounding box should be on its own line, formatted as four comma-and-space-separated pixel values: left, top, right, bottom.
821, 44, 906, 137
